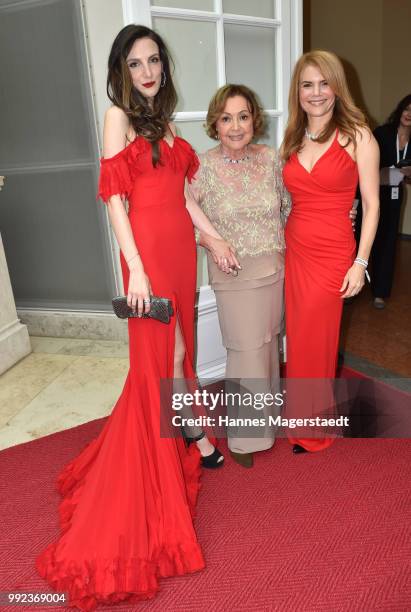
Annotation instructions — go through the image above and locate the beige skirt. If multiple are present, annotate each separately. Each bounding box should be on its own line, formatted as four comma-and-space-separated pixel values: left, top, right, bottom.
214, 271, 284, 454
214, 269, 284, 352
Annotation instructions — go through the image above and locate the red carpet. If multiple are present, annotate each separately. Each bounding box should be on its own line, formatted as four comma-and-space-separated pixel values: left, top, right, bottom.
0, 419, 410, 611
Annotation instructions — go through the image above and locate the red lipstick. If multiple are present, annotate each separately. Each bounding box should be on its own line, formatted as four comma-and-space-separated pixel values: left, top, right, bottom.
143, 81, 155, 88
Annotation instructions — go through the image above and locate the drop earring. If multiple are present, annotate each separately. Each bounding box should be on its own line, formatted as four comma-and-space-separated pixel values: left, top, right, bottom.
161, 71, 166, 88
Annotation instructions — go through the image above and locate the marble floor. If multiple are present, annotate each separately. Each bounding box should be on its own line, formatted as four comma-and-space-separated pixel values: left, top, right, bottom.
0, 337, 129, 451
340, 238, 410, 377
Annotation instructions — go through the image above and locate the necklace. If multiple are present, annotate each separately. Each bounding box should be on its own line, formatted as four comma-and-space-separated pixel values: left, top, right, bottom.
223, 154, 250, 164
305, 127, 320, 141
221, 145, 250, 164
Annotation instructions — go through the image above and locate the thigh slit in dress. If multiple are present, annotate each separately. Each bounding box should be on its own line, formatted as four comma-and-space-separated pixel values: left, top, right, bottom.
283, 131, 358, 452
36, 137, 205, 610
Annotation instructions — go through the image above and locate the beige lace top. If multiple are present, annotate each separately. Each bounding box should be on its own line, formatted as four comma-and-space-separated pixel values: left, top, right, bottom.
189, 144, 292, 287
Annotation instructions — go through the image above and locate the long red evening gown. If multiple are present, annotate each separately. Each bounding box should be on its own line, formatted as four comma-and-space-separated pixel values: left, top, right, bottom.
36, 136, 205, 609
283, 131, 358, 452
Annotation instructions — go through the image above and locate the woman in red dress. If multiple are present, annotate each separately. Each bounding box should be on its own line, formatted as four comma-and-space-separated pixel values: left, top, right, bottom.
36, 25, 237, 609
281, 51, 380, 453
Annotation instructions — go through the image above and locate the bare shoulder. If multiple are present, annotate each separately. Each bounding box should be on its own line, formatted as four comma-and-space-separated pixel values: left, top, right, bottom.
355, 125, 374, 146
105, 105, 129, 127
355, 126, 379, 161
103, 106, 130, 158
339, 126, 377, 163
354, 126, 379, 173
337, 126, 371, 145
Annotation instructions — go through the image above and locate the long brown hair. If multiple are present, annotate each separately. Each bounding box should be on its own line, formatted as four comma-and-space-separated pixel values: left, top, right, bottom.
107, 25, 177, 165
386, 93, 411, 129
281, 50, 367, 160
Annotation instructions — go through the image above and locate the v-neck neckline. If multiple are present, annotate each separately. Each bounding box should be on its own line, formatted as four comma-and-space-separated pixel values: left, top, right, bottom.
162, 124, 178, 150
162, 136, 177, 150
296, 130, 338, 175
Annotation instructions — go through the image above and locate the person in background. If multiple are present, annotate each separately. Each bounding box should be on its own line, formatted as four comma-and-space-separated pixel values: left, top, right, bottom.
370, 94, 411, 309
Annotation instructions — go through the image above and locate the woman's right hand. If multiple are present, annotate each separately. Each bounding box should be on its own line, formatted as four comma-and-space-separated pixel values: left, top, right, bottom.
128, 267, 152, 316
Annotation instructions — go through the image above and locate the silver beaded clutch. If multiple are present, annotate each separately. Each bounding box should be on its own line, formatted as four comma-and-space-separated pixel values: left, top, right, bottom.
112, 295, 174, 324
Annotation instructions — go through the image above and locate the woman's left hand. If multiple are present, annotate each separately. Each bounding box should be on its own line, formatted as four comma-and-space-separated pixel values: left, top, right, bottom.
204, 235, 241, 274
349, 204, 358, 230
340, 263, 365, 298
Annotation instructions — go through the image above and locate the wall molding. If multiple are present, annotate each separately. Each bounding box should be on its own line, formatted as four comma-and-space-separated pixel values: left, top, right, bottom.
0, 234, 31, 375
195, 285, 226, 381
0, 319, 31, 375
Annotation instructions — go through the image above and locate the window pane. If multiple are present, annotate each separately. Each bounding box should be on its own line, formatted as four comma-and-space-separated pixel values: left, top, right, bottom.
0, 0, 94, 167
224, 24, 277, 109
152, 17, 218, 112
222, 0, 275, 19
176, 121, 216, 154
151, 0, 214, 9
1, 169, 111, 309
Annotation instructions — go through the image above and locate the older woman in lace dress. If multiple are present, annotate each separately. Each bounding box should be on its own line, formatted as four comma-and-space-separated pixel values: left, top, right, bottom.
186, 84, 291, 468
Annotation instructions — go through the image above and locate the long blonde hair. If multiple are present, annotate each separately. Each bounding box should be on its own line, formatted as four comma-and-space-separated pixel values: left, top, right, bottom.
281, 50, 367, 160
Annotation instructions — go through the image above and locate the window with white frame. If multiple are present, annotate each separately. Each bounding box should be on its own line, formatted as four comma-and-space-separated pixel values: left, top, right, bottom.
122, 0, 302, 283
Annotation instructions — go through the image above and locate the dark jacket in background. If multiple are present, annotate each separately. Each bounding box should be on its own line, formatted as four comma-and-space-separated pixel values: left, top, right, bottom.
369, 123, 410, 298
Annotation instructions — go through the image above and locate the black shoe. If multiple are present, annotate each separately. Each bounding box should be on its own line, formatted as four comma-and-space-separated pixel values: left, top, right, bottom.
185, 431, 224, 469
201, 446, 225, 469
293, 444, 308, 454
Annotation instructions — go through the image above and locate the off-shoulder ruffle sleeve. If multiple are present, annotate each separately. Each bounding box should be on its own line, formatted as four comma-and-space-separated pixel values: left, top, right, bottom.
168, 137, 200, 183
97, 151, 132, 203
97, 138, 149, 203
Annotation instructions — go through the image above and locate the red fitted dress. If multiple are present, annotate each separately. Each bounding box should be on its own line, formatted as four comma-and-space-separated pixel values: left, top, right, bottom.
36, 136, 205, 609
282, 131, 358, 451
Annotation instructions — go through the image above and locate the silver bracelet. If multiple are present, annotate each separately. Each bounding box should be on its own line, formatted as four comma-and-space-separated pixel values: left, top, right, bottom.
126, 253, 139, 265
354, 257, 368, 268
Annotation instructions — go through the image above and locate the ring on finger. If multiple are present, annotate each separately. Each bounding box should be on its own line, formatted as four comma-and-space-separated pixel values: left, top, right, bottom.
143, 298, 150, 305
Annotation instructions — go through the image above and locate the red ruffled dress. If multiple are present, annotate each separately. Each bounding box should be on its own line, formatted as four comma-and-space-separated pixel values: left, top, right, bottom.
36, 136, 205, 609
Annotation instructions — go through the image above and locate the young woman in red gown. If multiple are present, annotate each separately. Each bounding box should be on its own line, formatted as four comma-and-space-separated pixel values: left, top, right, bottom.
36, 25, 238, 610
281, 51, 380, 453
